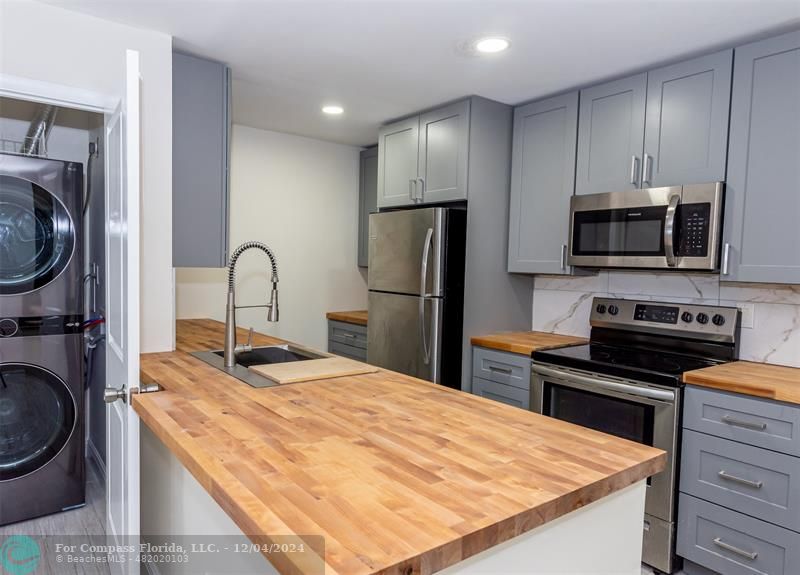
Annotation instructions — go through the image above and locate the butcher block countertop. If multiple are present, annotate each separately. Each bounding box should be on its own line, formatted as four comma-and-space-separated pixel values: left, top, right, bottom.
471, 331, 586, 356
684, 361, 800, 405
326, 310, 368, 326
135, 319, 665, 575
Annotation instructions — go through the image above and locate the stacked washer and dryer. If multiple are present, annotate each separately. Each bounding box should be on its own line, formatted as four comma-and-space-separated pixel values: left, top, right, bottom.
0, 152, 86, 525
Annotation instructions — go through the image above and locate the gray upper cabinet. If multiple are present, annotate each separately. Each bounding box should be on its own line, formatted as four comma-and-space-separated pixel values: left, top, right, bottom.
358, 146, 378, 268
377, 116, 419, 208
576, 73, 647, 195
377, 100, 471, 208
508, 92, 578, 274
172, 52, 231, 268
417, 100, 470, 204
723, 30, 800, 284
644, 50, 732, 187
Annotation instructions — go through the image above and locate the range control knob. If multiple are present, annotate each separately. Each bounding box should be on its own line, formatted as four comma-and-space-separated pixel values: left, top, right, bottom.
712, 314, 726, 326
0, 318, 18, 338
696, 312, 709, 325
608, 305, 619, 316
596, 304, 607, 314
681, 311, 694, 323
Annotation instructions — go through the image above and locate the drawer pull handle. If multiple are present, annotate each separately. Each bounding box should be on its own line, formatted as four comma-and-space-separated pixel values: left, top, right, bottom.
488, 366, 513, 375
713, 537, 758, 561
341, 333, 357, 339
718, 470, 763, 489
721, 414, 767, 431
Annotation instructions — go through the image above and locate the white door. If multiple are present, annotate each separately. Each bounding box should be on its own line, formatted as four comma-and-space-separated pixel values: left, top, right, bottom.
105, 49, 141, 575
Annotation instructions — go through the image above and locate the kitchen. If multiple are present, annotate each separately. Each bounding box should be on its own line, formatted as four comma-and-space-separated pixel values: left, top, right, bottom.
0, 1, 798, 575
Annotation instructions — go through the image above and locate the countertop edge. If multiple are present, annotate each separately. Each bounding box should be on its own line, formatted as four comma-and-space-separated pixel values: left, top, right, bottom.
682, 360, 800, 405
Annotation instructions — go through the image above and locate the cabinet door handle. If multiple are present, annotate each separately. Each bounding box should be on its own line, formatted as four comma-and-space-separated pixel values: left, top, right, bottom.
713, 537, 758, 561
417, 177, 425, 202
560, 244, 568, 270
722, 414, 767, 431
630, 156, 639, 185
488, 365, 513, 375
409, 179, 416, 202
642, 153, 652, 185
721, 242, 731, 275
718, 470, 763, 489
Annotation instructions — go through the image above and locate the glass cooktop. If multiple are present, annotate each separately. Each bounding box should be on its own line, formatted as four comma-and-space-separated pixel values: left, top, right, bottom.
532, 343, 723, 387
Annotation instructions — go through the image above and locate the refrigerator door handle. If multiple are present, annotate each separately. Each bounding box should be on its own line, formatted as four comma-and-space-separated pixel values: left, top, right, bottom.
419, 227, 434, 365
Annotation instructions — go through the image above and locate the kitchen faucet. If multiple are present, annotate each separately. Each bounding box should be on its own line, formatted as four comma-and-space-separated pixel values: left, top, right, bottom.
224, 241, 279, 367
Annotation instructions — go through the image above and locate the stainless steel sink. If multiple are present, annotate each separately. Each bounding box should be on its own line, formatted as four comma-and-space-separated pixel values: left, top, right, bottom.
191, 345, 327, 388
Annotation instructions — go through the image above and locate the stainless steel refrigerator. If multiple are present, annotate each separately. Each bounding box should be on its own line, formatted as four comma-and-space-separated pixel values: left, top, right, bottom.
367, 207, 466, 389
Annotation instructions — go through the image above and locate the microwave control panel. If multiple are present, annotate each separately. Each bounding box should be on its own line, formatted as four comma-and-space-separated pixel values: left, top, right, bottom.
676, 203, 711, 257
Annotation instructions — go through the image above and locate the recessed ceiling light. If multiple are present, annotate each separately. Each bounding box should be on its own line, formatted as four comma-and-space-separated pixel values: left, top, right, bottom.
475, 37, 510, 54
322, 105, 344, 115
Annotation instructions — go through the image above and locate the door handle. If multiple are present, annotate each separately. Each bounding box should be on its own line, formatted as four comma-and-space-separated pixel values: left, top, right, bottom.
417, 177, 425, 202
664, 194, 679, 267
630, 156, 640, 185
408, 179, 416, 202
718, 470, 763, 489
104, 383, 160, 404
721, 414, 767, 431
642, 153, 652, 186
419, 228, 434, 365
721, 242, 731, 275
712, 537, 758, 561
560, 244, 567, 270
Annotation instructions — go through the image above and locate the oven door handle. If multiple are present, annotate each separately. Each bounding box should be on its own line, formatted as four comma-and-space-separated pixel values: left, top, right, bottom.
532, 364, 676, 402
664, 194, 680, 268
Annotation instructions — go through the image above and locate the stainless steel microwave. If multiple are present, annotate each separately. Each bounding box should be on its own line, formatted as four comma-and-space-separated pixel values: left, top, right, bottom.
567, 183, 725, 271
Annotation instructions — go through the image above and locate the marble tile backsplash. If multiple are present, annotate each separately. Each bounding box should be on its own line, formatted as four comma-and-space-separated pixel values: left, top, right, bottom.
532, 272, 800, 367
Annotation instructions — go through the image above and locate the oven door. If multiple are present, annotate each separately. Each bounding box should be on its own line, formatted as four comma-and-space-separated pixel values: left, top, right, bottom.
531, 363, 679, 523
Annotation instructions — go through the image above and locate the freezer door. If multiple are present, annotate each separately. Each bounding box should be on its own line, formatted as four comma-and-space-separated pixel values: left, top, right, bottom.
368, 208, 445, 296
367, 291, 443, 383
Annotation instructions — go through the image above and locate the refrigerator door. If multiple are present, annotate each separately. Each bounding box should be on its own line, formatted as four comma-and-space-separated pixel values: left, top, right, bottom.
367, 291, 443, 383
368, 208, 445, 297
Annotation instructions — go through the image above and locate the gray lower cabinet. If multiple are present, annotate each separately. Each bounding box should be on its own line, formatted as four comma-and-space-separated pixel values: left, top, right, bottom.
644, 50, 732, 187
507, 92, 578, 274
576, 73, 647, 195
722, 30, 800, 284
172, 51, 231, 268
471, 346, 531, 409
678, 385, 800, 574
377, 99, 471, 208
327, 320, 367, 361
358, 146, 378, 267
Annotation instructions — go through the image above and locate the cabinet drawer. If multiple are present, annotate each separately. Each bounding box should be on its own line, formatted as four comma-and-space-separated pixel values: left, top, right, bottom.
684, 386, 800, 457
472, 347, 530, 390
329, 340, 367, 362
472, 377, 529, 410
328, 320, 367, 350
681, 429, 800, 531
678, 494, 800, 575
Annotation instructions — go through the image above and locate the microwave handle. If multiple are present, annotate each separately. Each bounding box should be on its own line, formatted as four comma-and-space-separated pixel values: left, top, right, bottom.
664, 194, 680, 267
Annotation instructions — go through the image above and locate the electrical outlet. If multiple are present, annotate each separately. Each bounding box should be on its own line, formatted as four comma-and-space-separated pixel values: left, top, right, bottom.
737, 303, 755, 329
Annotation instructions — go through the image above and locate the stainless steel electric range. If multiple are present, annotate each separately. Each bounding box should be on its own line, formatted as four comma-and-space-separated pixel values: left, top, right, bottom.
530, 297, 741, 574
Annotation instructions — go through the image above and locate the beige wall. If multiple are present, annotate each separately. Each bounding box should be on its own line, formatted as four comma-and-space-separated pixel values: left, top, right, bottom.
176, 125, 367, 351
0, 1, 174, 353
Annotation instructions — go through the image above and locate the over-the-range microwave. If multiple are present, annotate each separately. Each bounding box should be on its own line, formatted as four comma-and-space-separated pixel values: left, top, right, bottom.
567, 183, 725, 271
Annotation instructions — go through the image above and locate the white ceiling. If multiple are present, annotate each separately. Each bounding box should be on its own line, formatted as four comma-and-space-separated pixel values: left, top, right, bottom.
40, 0, 800, 146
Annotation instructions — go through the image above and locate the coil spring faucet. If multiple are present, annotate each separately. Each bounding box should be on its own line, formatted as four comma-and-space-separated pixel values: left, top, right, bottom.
224, 241, 279, 367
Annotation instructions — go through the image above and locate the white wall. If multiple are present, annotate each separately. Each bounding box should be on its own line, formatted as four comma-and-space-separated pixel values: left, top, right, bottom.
176, 125, 367, 351
532, 273, 800, 367
0, 1, 174, 353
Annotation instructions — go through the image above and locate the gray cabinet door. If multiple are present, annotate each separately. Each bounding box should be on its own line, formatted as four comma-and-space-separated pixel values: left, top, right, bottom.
358, 146, 378, 267
643, 50, 732, 187
508, 92, 578, 274
377, 116, 419, 208
576, 73, 647, 195
723, 30, 800, 283
417, 100, 470, 203
172, 52, 231, 268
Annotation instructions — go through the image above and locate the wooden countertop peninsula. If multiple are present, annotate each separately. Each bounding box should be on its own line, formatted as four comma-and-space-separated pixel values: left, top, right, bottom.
471, 331, 586, 356
135, 319, 665, 575
326, 310, 368, 326
684, 360, 800, 405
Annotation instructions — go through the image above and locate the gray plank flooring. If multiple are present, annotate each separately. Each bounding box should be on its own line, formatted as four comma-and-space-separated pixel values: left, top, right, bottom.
0, 455, 110, 575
